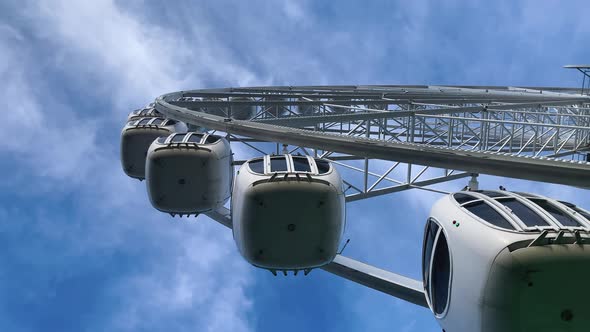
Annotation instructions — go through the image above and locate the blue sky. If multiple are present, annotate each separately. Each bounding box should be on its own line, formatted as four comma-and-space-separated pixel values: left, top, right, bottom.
1, 1, 590, 331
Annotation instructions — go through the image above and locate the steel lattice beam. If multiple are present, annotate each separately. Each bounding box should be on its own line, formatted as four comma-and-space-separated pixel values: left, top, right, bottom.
155, 86, 590, 194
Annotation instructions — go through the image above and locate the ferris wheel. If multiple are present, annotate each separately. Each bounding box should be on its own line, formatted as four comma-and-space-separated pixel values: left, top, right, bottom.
121, 79, 590, 332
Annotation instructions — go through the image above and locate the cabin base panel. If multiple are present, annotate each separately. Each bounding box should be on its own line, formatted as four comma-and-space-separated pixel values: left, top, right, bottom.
234, 181, 344, 270
482, 245, 590, 332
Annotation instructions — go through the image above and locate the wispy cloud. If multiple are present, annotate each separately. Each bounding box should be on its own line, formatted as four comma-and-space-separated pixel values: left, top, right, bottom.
1, 1, 262, 331
3, 1, 590, 331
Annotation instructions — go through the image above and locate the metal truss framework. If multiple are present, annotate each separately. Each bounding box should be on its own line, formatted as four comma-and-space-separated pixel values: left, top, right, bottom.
157, 85, 590, 200
152, 84, 590, 306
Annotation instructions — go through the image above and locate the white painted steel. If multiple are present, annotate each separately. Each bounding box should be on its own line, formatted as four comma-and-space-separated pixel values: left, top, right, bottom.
154, 85, 590, 189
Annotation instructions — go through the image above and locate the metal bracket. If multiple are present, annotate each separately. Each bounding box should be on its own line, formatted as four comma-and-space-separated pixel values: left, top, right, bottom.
528, 230, 549, 247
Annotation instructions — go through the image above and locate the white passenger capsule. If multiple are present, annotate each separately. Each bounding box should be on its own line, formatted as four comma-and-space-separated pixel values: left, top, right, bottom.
145, 132, 233, 216
127, 107, 162, 121
425, 190, 590, 332
120, 117, 187, 180
232, 155, 345, 271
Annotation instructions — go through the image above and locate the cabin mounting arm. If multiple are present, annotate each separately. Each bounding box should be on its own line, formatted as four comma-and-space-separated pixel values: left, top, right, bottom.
205, 207, 428, 308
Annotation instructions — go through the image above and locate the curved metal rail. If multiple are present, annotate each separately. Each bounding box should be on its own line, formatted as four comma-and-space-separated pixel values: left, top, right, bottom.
155, 86, 590, 188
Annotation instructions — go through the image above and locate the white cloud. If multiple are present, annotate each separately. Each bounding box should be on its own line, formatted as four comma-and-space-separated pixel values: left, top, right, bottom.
0, 1, 262, 331
281, 0, 308, 23
4, 1, 590, 331
104, 220, 253, 332
26, 0, 262, 112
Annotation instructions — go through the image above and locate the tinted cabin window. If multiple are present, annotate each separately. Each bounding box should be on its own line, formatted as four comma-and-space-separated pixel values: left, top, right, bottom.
559, 201, 576, 208
315, 159, 331, 174
530, 199, 581, 227
292, 157, 311, 172
464, 201, 515, 230
165, 120, 177, 125
497, 198, 549, 227
270, 157, 288, 172
570, 206, 590, 222
152, 118, 163, 125
171, 134, 185, 143
187, 134, 203, 143
205, 135, 219, 144
514, 192, 538, 198
453, 193, 477, 204
156, 136, 167, 144
248, 159, 265, 174
477, 190, 507, 198
138, 118, 151, 125
431, 231, 450, 315
422, 220, 439, 296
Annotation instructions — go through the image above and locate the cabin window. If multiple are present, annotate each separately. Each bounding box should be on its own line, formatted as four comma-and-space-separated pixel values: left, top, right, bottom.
138, 118, 151, 125
514, 192, 539, 198
315, 159, 331, 174
270, 157, 288, 172
529, 199, 581, 227
152, 118, 164, 125
422, 220, 439, 294
171, 134, 185, 143
559, 201, 590, 221
431, 231, 450, 315
496, 198, 549, 227
477, 190, 507, 198
453, 193, 477, 205
187, 134, 203, 143
205, 135, 219, 144
248, 159, 265, 174
156, 136, 168, 144
165, 120, 177, 125
463, 201, 515, 230
292, 157, 311, 172
569, 206, 590, 222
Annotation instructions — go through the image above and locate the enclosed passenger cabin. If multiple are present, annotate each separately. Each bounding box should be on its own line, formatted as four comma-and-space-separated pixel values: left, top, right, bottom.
425, 190, 590, 332
145, 132, 233, 216
120, 117, 187, 180
232, 155, 345, 273
127, 107, 162, 121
